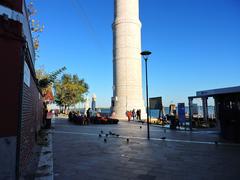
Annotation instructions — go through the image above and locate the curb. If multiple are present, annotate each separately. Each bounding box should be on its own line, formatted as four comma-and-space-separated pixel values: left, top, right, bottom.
34, 129, 54, 180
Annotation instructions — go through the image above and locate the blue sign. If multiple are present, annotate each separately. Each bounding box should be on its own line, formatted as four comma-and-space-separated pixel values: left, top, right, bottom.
178, 103, 186, 123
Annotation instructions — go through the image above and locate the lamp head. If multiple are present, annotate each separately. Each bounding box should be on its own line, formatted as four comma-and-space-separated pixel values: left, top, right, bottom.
141, 51, 152, 60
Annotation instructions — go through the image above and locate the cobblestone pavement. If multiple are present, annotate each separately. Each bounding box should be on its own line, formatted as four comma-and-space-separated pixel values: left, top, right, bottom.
53, 118, 240, 180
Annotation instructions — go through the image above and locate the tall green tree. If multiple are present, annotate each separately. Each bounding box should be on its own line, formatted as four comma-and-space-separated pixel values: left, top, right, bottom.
54, 74, 89, 110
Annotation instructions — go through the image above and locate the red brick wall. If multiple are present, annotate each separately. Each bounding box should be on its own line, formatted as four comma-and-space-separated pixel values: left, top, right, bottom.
19, 70, 43, 174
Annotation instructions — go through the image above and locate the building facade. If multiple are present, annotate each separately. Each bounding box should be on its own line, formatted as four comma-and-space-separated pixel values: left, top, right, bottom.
189, 86, 240, 142
0, 1, 43, 179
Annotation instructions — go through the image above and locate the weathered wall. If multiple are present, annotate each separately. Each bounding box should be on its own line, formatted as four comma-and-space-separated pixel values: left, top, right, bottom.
0, 16, 23, 180
0, 137, 17, 179
20, 77, 42, 176
0, 10, 43, 178
0, 17, 23, 137
19, 71, 43, 174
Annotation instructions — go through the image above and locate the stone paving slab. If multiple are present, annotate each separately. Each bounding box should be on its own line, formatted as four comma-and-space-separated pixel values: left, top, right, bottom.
53, 118, 240, 180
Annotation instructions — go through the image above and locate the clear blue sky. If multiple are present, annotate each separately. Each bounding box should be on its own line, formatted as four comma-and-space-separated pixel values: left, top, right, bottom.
33, 0, 240, 107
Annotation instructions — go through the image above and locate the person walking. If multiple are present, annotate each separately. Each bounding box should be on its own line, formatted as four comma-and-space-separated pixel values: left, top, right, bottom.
126, 111, 132, 122
136, 109, 141, 121
139, 109, 141, 120
136, 109, 139, 120
86, 108, 91, 124
132, 109, 136, 121
46, 109, 53, 129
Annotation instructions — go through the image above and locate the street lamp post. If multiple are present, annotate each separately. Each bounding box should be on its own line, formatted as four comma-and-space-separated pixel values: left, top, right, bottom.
141, 50, 152, 140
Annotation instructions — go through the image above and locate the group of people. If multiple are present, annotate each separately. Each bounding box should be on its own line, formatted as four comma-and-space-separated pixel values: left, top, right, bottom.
68, 111, 89, 125
126, 109, 141, 121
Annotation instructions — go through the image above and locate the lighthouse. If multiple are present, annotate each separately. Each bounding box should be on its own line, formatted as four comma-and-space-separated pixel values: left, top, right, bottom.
111, 0, 146, 120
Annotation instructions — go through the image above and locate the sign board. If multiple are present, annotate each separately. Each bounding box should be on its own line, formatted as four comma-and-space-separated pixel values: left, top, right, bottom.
24, 61, 30, 87
149, 97, 162, 110
178, 103, 186, 123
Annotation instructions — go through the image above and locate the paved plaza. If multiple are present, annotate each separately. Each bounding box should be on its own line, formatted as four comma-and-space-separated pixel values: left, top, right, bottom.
52, 118, 240, 180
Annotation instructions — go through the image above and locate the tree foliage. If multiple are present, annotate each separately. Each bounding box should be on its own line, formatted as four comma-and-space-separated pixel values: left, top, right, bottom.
36, 66, 66, 95
27, 1, 44, 52
54, 74, 89, 108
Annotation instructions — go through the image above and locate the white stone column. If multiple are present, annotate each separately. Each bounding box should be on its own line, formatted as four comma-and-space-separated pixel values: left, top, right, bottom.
202, 97, 209, 126
112, 0, 146, 120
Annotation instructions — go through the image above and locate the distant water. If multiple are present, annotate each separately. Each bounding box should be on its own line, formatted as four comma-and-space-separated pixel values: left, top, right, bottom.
92, 106, 215, 119
150, 106, 215, 118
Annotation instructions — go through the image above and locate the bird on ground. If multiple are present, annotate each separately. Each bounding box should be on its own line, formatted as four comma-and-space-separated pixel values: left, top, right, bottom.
109, 131, 112, 135
99, 134, 102, 137
104, 138, 107, 143
105, 134, 108, 137
116, 134, 119, 137
161, 137, 166, 140
140, 126, 142, 129
101, 130, 103, 134
127, 138, 129, 143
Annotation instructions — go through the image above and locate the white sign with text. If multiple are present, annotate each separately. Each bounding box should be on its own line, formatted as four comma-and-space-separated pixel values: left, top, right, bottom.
24, 61, 30, 87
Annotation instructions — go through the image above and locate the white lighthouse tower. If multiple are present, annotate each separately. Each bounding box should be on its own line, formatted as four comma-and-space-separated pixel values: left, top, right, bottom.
111, 0, 146, 120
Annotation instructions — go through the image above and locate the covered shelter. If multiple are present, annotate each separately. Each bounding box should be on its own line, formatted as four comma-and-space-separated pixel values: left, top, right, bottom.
188, 86, 240, 141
